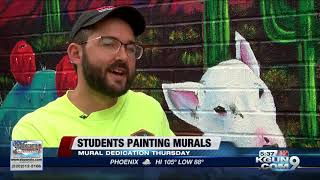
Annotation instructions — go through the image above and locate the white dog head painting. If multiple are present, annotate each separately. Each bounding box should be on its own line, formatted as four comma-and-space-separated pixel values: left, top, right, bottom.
162, 32, 286, 147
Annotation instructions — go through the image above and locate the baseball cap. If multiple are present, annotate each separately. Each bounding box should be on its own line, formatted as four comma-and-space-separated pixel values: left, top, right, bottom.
69, 6, 145, 40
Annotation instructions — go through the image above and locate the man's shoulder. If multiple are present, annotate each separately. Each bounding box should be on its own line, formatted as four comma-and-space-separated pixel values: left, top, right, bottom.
127, 90, 161, 106
17, 95, 66, 124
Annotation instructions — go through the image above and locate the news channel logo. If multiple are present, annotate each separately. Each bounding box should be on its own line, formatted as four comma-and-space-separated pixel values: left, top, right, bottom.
256, 150, 300, 171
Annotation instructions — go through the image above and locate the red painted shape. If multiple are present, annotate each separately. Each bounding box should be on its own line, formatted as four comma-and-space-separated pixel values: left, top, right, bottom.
55, 55, 78, 97
229, 0, 254, 11
182, 1, 203, 15
67, 0, 106, 22
0, 1, 43, 27
67, 0, 133, 23
149, 0, 203, 15
10, 40, 36, 86
112, 0, 133, 6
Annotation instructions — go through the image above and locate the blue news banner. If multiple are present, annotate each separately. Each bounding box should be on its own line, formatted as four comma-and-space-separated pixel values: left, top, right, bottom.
2, 142, 320, 169
58, 146, 320, 169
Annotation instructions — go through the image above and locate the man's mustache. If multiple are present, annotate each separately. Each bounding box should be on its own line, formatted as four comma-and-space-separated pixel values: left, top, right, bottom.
106, 61, 129, 73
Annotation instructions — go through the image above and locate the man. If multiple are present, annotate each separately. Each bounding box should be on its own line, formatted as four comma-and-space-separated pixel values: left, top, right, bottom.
12, 6, 174, 147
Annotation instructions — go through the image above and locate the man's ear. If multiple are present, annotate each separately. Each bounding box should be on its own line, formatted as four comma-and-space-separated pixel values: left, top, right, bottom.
67, 43, 82, 66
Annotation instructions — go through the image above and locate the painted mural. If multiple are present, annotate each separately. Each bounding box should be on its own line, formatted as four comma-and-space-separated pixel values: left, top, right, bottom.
163, 32, 286, 147
0, 0, 319, 148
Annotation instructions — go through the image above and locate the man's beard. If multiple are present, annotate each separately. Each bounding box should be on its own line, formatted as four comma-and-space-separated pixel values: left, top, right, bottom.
82, 50, 135, 98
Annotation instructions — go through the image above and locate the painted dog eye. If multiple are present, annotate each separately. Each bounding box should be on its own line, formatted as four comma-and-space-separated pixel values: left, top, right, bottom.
259, 88, 264, 98
214, 106, 227, 113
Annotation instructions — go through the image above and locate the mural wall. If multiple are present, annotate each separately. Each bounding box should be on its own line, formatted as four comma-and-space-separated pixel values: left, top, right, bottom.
0, 0, 319, 147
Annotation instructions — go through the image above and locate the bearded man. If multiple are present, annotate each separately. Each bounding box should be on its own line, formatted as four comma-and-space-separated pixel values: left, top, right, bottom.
12, 6, 174, 147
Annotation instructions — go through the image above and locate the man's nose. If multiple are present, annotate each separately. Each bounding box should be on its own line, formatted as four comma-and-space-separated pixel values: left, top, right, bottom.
115, 45, 129, 60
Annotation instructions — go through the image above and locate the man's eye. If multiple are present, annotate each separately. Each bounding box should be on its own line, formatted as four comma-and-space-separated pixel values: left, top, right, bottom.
102, 43, 114, 48
126, 45, 137, 53
102, 38, 117, 47
101, 38, 113, 44
214, 106, 227, 113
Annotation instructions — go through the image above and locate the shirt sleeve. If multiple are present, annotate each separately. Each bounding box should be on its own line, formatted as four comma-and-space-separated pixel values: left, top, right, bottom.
11, 121, 49, 146
161, 111, 175, 136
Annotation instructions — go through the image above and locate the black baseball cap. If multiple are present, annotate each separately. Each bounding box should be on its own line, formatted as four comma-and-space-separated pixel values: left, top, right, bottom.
69, 6, 145, 40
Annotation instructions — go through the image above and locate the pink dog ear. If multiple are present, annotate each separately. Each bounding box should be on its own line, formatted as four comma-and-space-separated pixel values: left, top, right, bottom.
167, 90, 199, 111
235, 31, 260, 77
162, 82, 203, 125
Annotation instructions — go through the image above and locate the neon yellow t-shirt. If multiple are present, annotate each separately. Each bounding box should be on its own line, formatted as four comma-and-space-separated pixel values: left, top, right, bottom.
12, 90, 174, 147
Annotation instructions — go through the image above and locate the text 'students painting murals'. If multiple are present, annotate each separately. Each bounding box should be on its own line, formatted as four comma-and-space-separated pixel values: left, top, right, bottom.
1, 0, 320, 148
